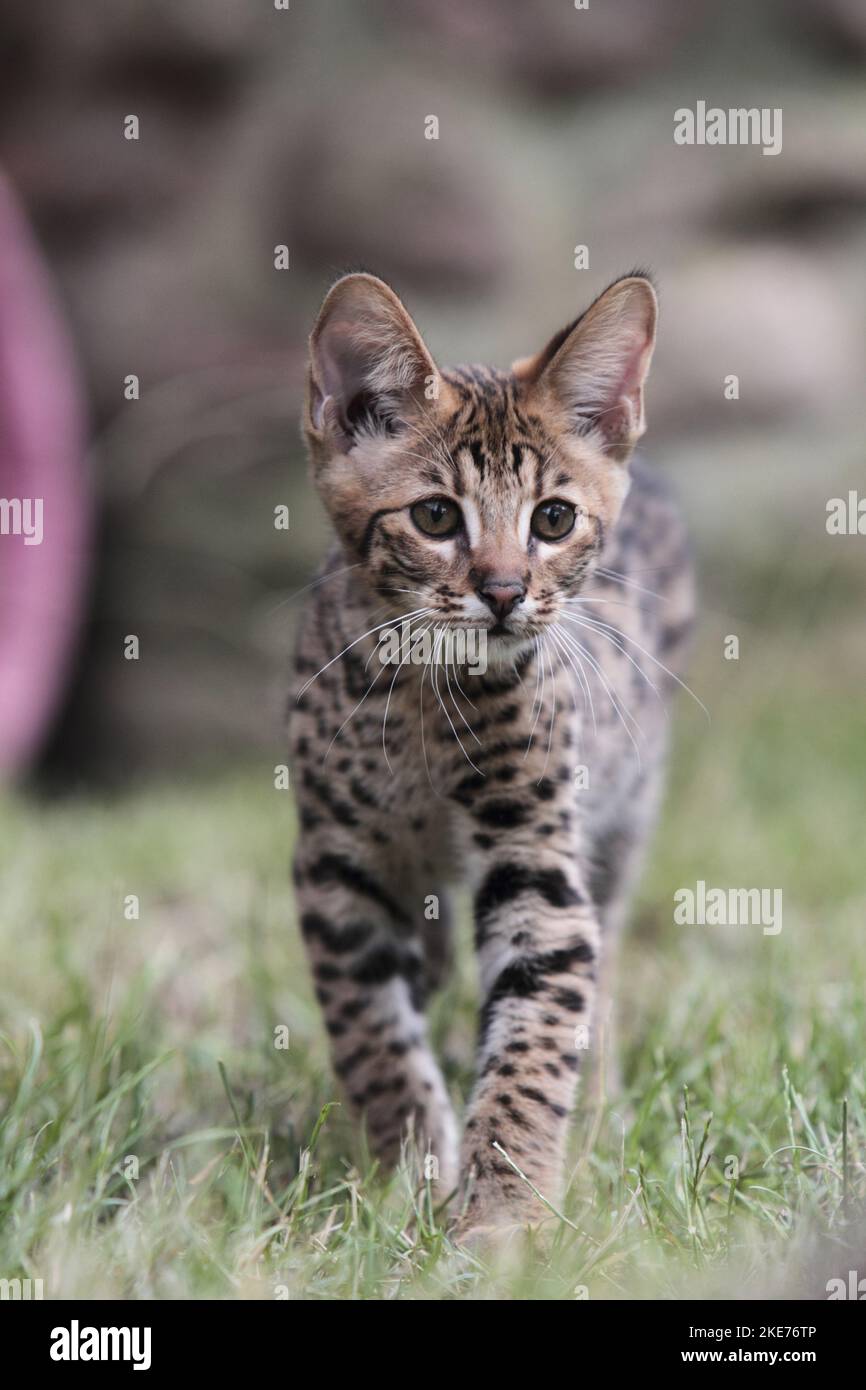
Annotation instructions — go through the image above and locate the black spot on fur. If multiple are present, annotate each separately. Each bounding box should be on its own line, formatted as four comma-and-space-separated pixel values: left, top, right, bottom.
351, 944, 400, 987
475, 863, 584, 939
550, 987, 585, 1013
308, 853, 408, 925
474, 799, 529, 829
300, 913, 376, 955
517, 1085, 568, 1118
334, 1043, 373, 1078
479, 943, 594, 1039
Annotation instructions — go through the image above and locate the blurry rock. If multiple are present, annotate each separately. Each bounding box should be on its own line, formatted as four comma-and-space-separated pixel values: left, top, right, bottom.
720, 107, 866, 242
0, 0, 266, 265
376, 0, 708, 94
791, 0, 866, 58
286, 76, 507, 293
0, 0, 258, 82
651, 247, 863, 434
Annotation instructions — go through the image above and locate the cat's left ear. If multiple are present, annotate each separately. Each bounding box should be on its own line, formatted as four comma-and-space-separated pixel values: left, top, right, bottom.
305, 273, 440, 451
514, 275, 657, 462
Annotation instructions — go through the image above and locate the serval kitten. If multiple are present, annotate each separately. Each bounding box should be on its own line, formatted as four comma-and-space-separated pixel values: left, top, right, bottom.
290, 271, 694, 1238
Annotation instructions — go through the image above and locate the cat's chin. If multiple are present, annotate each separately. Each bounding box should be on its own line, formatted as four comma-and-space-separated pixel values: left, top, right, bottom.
483, 630, 536, 667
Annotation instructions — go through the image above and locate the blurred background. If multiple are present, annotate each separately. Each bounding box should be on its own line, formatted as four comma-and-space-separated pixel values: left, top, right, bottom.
1, 0, 864, 783
1, 0, 865, 1301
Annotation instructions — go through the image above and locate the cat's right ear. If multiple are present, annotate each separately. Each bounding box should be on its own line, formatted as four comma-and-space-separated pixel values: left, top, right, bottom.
305, 274, 440, 451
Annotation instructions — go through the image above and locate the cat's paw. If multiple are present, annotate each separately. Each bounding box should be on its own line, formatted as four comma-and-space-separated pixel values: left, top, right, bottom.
451, 1211, 547, 1260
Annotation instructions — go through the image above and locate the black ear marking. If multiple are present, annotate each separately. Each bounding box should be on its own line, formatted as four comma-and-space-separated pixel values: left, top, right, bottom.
344, 389, 399, 438
305, 272, 440, 450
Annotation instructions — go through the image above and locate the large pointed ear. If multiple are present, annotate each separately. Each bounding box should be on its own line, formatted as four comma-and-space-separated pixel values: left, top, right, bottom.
514, 275, 657, 462
305, 273, 439, 450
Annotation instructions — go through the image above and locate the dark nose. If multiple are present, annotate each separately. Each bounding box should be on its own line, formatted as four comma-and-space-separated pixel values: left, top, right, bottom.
476, 579, 526, 622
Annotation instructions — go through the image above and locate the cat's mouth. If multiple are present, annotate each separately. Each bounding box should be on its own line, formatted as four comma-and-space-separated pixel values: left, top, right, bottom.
421, 610, 538, 648
448, 615, 525, 640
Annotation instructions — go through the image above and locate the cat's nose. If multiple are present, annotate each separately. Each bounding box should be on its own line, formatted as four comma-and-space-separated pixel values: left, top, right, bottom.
476, 579, 526, 622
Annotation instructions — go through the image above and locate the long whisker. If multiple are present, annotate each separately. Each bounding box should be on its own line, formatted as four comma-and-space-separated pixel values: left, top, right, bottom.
559, 611, 667, 718
323, 655, 391, 762
540, 638, 557, 785
546, 624, 586, 724
266, 561, 364, 617
565, 595, 637, 609
363, 602, 413, 671
525, 636, 547, 759
594, 567, 667, 602
380, 661, 405, 776
297, 607, 431, 698
431, 626, 484, 774
381, 619, 435, 774
598, 562, 682, 576
554, 624, 644, 769
564, 611, 709, 720
418, 649, 440, 799
450, 644, 480, 715
551, 623, 597, 733
443, 636, 481, 744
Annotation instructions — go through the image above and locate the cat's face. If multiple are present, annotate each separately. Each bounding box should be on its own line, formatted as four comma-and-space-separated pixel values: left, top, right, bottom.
304, 273, 657, 659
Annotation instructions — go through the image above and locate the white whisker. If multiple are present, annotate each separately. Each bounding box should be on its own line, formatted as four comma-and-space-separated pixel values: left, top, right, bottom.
443, 643, 481, 745
547, 624, 586, 725
266, 561, 364, 617
418, 653, 440, 799
431, 626, 484, 774
595, 566, 667, 602
564, 611, 708, 720
558, 611, 667, 719
297, 607, 431, 698
323, 657, 391, 762
525, 636, 546, 759
554, 623, 644, 769
540, 639, 557, 784
381, 619, 435, 774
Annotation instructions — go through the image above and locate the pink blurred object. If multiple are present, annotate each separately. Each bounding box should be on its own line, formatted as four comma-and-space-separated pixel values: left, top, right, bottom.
0, 174, 89, 779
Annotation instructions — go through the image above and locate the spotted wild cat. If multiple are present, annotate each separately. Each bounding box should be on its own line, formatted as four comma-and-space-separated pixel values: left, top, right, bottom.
289, 271, 694, 1237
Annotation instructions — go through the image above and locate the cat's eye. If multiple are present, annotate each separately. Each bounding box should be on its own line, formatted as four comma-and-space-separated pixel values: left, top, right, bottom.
531, 499, 576, 541
411, 497, 462, 538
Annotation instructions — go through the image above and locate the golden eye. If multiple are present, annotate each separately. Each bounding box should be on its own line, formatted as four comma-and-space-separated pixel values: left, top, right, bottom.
531, 499, 576, 541
410, 497, 462, 538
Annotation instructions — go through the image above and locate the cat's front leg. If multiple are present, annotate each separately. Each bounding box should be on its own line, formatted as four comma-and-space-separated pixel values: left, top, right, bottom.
458, 839, 599, 1237
293, 826, 459, 1197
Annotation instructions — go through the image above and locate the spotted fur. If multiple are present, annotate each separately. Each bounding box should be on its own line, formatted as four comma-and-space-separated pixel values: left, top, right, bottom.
289, 272, 694, 1235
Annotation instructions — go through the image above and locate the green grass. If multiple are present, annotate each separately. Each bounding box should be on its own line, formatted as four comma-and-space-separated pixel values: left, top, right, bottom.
1, 624, 864, 1300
